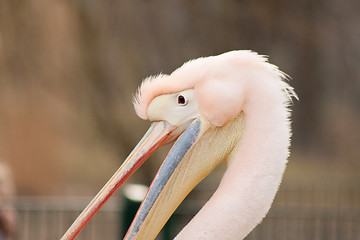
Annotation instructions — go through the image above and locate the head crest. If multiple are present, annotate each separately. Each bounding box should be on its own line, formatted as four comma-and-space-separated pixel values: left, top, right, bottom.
133, 50, 296, 125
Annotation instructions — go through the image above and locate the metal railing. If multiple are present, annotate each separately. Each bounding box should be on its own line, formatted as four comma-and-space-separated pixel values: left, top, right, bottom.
12, 186, 360, 240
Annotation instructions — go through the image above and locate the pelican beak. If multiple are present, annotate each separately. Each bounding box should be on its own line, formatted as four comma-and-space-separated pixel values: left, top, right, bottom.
62, 115, 234, 240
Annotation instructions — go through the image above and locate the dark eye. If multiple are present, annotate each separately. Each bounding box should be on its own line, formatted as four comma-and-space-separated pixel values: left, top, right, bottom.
177, 95, 187, 105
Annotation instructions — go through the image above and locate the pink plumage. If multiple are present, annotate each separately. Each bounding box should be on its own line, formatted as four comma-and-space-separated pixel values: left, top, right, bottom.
133, 50, 297, 239
134, 50, 295, 126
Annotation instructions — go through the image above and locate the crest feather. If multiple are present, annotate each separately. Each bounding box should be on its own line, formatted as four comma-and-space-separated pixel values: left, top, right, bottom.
132, 50, 297, 123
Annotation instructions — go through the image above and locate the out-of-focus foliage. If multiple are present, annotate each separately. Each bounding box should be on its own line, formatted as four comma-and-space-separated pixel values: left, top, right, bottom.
0, 0, 359, 195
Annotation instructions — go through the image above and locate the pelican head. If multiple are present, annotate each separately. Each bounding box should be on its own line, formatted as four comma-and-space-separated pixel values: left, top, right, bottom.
61, 50, 296, 240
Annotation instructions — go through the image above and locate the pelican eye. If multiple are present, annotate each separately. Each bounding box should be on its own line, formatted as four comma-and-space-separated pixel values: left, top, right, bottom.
177, 95, 187, 105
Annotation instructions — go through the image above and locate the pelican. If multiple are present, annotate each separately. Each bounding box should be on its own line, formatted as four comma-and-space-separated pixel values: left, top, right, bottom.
61, 50, 297, 240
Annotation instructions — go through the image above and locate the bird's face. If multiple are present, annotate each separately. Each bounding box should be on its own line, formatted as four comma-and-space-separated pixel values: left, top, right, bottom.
148, 89, 200, 126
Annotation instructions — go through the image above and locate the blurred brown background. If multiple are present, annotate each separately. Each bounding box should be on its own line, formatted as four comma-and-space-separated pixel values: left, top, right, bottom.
0, 0, 359, 239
